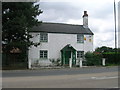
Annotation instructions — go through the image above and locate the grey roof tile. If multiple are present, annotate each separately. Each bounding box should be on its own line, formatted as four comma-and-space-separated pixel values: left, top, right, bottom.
30, 22, 94, 35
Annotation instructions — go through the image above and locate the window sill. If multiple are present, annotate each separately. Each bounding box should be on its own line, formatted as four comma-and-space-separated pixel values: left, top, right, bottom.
40, 41, 48, 43
39, 58, 48, 60
77, 42, 84, 44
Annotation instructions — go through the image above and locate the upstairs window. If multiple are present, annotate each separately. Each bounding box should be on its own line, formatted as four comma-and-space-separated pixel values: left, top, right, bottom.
77, 34, 84, 43
40, 33, 48, 42
40, 50, 48, 58
77, 51, 84, 58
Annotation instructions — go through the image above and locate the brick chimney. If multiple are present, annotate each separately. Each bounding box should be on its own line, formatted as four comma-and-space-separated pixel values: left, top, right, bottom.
83, 11, 88, 28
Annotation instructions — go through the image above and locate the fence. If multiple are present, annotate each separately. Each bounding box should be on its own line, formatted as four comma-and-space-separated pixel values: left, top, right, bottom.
2, 53, 28, 70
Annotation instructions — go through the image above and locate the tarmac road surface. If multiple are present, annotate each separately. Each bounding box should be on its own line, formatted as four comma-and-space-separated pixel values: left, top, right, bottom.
2, 66, 119, 88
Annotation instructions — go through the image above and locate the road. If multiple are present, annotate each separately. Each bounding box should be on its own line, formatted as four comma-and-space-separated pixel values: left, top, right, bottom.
2, 66, 119, 88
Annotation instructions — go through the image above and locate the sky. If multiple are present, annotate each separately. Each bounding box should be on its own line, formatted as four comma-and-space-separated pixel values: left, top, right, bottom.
36, 0, 120, 50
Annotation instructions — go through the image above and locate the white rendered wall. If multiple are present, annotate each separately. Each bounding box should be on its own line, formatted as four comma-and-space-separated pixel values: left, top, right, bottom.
28, 33, 93, 66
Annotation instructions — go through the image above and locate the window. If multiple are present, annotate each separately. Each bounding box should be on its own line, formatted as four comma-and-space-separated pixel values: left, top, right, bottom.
40, 33, 48, 42
40, 50, 48, 58
77, 51, 84, 58
77, 34, 84, 43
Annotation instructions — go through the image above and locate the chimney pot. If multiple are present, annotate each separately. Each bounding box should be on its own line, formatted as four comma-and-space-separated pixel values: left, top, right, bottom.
84, 11, 87, 14
83, 11, 88, 17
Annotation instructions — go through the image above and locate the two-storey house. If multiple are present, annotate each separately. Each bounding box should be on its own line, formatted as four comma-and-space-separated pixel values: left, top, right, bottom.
28, 11, 94, 68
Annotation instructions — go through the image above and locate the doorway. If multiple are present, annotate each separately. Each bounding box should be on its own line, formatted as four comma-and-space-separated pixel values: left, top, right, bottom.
61, 44, 76, 66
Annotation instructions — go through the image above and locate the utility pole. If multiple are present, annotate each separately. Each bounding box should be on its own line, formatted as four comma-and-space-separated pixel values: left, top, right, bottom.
114, 0, 117, 63
114, 0, 117, 49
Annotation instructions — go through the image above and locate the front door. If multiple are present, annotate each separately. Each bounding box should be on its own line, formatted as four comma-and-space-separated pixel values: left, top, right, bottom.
65, 51, 71, 65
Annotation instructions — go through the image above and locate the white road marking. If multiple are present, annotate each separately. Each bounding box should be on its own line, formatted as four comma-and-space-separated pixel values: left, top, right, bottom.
77, 76, 118, 80
113, 87, 118, 88
91, 76, 118, 80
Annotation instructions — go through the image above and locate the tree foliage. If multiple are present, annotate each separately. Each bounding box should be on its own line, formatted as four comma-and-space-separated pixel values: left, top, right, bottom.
2, 2, 42, 53
95, 46, 114, 53
94, 46, 120, 65
2, 2, 42, 68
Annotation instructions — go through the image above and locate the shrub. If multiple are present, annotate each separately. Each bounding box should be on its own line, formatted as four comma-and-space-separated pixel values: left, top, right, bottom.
85, 52, 102, 66
49, 58, 61, 66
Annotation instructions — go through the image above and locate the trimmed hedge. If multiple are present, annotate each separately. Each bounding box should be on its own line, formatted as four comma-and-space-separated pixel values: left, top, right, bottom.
85, 52, 102, 66
102, 52, 120, 64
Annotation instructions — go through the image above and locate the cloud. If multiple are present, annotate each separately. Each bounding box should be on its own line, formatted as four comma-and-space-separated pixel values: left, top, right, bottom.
38, 1, 115, 22
38, 2, 82, 22
94, 32, 115, 49
89, 18, 114, 33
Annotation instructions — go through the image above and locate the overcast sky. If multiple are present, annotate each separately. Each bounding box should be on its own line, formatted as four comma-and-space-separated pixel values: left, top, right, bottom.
36, 0, 119, 50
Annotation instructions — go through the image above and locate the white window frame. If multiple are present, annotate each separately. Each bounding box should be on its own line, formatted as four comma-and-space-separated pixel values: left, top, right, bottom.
40, 33, 48, 42
40, 50, 48, 59
77, 51, 84, 58
77, 34, 84, 43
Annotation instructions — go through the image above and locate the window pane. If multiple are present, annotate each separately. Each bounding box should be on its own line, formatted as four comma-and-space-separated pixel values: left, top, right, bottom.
40, 54, 43, 56
40, 50, 48, 58
40, 56, 43, 58
40, 33, 48, 42
44, 51, 47, 53
44, 54, 47, 58
77, 51, 84, 58
40, 51, 43, 58
40, 51, 43, 53
77, 34, 84, 43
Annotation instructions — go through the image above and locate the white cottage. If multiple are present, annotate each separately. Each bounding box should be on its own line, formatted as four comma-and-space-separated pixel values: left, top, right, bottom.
28, 11, 94, 68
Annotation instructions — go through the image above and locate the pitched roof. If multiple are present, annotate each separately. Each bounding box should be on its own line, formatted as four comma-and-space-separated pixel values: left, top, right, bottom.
61, 44, 76, 51
30, 22, 94, 35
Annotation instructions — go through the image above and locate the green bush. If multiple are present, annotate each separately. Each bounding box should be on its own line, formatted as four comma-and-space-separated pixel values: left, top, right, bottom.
102, 52, 120, 65
85, 52, 102, 66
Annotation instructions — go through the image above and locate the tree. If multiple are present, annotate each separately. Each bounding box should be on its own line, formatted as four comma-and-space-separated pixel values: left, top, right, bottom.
95, 46, 114, 53
2, 2, 42, 68
95, 46, 120, 65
